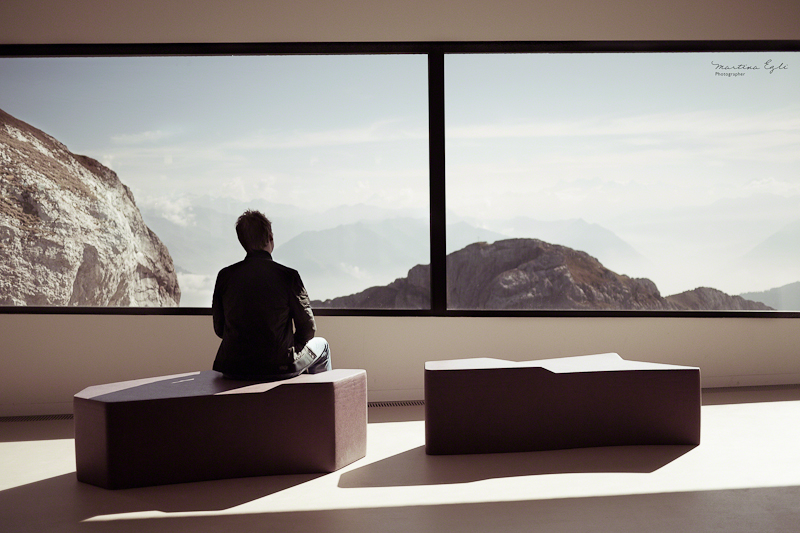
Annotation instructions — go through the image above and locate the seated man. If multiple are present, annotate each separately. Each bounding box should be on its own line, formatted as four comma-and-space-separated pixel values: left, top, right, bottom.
212, 209, 331, 380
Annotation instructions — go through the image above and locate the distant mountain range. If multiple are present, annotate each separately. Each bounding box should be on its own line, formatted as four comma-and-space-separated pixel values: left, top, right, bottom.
139, 201, 432, 304
739, 219, 800, 292
743, 219, 800, 262
139, 199, 658, 302
140, 204, 244, 278
274, 218, 428, 300
140, 196, 798, 306
600, 196, 800, 297
313, 238, 772, 311
275, 216, 653, 301
740, 281, 800, 311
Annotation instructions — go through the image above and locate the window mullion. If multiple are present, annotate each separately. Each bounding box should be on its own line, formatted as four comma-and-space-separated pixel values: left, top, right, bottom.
428, 52, 447, 315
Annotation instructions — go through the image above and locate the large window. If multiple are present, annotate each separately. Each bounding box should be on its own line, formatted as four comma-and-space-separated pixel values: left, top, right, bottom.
0, 53, 430, 308
446, 51, 800, 311
1, 42, 799, 314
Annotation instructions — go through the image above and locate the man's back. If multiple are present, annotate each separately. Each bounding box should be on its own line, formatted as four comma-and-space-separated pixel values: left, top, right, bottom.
212, 250, 316, 378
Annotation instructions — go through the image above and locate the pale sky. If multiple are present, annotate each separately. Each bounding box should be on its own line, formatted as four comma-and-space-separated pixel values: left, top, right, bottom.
0, 54, 430, 213
446, 52, 800, 222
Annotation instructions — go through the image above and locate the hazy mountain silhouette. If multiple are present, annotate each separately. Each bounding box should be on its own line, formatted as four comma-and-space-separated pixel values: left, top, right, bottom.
741, 219, 800, 269
139, 201, 434, 303
140, 205, 243, 278
446, 222, 509, 253
274, 218, 429, 299
717, 219, 800, 297
603, 196, 800, 296
741, 281, 800, 311
607, 194, 800, 257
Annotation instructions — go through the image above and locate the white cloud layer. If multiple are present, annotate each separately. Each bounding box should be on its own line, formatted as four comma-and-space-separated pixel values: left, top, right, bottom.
111, 129, 176, 145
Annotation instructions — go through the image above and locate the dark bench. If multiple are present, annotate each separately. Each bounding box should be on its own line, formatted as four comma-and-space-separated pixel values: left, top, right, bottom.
425, 353, 700, 455
75, 369, 367, 489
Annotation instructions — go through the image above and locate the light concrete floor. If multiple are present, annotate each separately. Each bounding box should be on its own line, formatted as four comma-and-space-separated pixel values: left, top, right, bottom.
2, 386, 800, 533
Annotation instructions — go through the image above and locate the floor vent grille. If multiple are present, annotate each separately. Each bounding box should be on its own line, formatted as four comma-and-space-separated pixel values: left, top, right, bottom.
368, 400, 425, 408
0, 414, 74, 423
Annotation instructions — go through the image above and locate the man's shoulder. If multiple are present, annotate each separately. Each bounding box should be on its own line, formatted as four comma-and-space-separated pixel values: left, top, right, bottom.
269, 259, 300, 276
218, 257, 300, 279
216, 259, 245, 277
267, 260, 305, 288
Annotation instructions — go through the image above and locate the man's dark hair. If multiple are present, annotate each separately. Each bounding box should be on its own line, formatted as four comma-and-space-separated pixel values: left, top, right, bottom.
235, 209, 273, 252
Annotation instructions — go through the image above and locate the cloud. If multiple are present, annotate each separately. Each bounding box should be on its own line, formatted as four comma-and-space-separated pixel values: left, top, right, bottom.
176, 272, 214, 291
210, 175, 280, 203
111, 129, 176, 145
338, 263, 368, 279
175, 272, 215, 307
226, 119, 427, 151
141, 195, 196, 227
447, 106, 800, 163
740, 177, 800, 197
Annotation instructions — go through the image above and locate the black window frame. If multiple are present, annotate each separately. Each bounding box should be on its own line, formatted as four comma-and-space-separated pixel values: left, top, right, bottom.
2, 40, 799, 318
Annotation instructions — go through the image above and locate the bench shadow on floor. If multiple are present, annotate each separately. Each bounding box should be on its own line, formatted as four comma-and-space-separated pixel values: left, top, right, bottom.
338, 443, 695, 488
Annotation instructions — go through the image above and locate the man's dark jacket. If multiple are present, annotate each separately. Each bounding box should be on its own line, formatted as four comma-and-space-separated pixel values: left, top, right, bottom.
212, 250, 316, 378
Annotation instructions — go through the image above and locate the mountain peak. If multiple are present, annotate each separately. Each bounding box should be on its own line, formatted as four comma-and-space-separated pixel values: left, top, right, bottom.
314, 238, 772, 311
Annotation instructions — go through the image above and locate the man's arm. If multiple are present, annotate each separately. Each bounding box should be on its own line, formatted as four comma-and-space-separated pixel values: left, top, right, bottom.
289, 272, 316, 351
212, 271, 225, 339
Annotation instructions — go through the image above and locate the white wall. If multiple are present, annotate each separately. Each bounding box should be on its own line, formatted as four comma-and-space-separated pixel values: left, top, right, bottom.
2, 0, 800, 415
2, 313, 800, 415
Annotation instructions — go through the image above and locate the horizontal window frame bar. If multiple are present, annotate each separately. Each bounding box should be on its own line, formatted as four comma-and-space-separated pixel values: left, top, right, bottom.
2, 306, 800, 319
2, 40, 799, 58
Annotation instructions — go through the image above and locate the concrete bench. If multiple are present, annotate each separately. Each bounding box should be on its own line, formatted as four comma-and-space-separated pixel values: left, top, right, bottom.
425, 353, 700, 455
74, 369, 367, 489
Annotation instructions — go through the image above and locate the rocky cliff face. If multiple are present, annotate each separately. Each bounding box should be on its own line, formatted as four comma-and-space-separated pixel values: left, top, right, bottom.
313, 238, 771, 311
0, 108, 180, 306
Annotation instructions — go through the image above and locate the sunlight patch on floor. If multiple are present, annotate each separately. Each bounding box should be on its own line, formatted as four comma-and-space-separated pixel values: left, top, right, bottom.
0, 439, 75, 491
